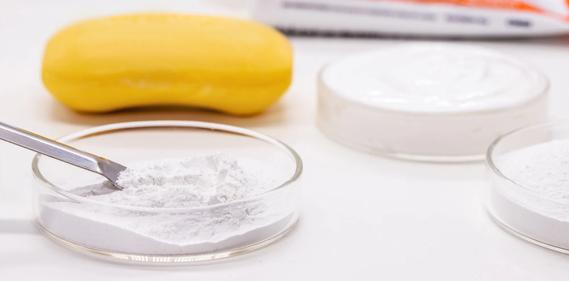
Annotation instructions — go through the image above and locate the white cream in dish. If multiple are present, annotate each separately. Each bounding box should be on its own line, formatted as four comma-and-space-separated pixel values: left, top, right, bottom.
318, 44, 549, 161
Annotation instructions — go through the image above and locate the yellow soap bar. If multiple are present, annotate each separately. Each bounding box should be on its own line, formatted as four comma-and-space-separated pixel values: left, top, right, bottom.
42, 13, 293, 115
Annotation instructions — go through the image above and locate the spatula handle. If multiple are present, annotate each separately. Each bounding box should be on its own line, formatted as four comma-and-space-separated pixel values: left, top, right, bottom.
0, 122, 124, 183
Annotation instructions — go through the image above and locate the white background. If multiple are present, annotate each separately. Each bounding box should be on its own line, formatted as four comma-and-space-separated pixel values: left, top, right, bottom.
2, 0, 569, 280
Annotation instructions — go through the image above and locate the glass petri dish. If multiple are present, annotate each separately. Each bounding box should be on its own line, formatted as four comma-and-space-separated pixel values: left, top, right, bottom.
486, 121, 569, 253
32, 121, 302, 265
318, 44, 549, 162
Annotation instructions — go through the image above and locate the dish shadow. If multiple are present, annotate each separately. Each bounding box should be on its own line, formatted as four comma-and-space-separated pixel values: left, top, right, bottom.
0, 219, 37, 234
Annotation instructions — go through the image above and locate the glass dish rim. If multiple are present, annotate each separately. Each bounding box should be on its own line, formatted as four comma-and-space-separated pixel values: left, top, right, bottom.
486, 120, 569, 205
31, 120, 303, 212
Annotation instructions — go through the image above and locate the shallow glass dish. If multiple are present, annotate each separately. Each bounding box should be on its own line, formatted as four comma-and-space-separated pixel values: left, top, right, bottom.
32, 121, 302, 265
486, 121, 569, 254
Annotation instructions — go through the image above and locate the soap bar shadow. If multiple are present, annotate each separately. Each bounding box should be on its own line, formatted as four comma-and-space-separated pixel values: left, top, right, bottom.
48, 101, 289, 129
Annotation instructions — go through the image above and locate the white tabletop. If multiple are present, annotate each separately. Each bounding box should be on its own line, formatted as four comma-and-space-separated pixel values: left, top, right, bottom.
2, 1, 569, 280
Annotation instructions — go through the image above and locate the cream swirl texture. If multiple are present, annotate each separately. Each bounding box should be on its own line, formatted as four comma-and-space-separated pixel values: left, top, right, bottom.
322, 44, 547, 113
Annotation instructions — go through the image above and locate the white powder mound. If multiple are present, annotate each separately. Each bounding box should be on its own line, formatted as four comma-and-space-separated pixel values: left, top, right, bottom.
497, 139, 569, 203
38, 154, 295, 254
101, 155, 259, 208
489, 139, 569, 250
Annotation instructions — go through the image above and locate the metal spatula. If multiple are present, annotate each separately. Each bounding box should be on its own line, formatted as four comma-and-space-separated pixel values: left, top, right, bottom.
0, 122, 126, 190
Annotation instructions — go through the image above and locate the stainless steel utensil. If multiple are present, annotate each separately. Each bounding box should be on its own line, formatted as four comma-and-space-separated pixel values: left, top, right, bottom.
0, 122, 126, 189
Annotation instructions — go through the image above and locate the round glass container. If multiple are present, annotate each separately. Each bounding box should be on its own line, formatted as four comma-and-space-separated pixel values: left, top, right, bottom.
487, 121, 569, 253
32, 121, 302, 265
318, 43, 549, 162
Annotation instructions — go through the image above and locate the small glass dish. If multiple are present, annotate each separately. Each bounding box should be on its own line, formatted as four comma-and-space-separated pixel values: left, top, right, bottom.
32, 121, 302, 265
486, 121, 569, 254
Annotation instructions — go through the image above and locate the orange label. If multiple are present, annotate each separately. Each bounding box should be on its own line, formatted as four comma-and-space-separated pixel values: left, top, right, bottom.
395, 0, 545, 13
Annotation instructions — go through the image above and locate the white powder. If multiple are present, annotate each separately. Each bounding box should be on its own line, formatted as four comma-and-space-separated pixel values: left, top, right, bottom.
38, 154, 296, 255
496, 140, 569, 204
106, 155, 257, 208
489, 139, 569, 250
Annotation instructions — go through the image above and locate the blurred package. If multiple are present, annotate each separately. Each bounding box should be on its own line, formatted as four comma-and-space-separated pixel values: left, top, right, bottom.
252, 0, 569, 37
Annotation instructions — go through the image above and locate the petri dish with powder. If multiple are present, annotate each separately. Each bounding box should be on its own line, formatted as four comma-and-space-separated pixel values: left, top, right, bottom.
487, 121, 569, 253
32, 121, 302, 265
